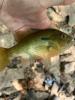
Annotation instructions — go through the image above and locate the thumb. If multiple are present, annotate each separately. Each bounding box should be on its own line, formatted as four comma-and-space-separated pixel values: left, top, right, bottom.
63, 0, 75, 5
39, 0, 64, 8
39, 0, 75, 8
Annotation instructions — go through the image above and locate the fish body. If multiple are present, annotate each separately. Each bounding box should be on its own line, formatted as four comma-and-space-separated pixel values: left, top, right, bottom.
9, 29, 72, 59
0, 29, 73, 70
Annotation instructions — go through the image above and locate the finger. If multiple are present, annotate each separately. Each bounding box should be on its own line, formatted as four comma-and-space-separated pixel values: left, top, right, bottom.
39, 0, 64, 8
39, 0, 75, 8
41, 9, 58, 29
27, 9, 57, 29
63, 0, 75, 5
24, 9, 51, 29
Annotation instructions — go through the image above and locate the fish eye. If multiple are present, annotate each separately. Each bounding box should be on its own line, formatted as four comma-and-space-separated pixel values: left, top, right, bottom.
61, 33, 67, 39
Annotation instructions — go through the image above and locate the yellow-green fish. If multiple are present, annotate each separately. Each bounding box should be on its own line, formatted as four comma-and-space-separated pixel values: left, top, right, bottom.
0, 29, 73, 70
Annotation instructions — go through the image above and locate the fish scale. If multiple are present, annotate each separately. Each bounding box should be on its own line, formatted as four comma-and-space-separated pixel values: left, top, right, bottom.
0, 29, 73, 70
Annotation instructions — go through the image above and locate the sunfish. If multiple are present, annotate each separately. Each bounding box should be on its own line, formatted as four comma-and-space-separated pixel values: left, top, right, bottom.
0, 29, 73, 70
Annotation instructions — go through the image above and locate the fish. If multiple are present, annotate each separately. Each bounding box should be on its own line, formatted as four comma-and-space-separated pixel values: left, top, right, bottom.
0, 29, 73, 70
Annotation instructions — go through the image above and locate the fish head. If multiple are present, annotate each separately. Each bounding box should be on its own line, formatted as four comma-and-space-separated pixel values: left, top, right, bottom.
32, 29, 73, 59
46, 29, 73, 57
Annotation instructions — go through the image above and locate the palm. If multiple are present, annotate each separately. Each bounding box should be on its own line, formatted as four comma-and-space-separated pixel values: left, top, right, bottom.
0, 0, 74, 32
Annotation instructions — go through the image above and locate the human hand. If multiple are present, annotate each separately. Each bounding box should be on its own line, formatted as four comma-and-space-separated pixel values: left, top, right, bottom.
0, 0, 75, 32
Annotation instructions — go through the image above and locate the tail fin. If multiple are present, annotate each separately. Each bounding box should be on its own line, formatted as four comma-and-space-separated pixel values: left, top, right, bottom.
0, 48, 9, 71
